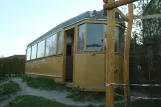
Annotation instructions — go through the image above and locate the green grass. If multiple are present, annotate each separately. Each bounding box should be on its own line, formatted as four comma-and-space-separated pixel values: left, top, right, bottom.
66, 86, 105, 102
0, 77, 7, 83
0, 81, 20, 96
66, 86, 124, 102
7, 95, 105, 107
22, 76, 65, 91
7, 95, 161, 107
0, 81, 20, 101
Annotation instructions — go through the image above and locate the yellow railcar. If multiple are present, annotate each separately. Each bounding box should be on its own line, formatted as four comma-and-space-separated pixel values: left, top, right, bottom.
25, 10, 125, 92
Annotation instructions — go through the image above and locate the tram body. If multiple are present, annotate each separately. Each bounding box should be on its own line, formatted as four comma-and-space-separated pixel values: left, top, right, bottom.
25, 10, 125, 91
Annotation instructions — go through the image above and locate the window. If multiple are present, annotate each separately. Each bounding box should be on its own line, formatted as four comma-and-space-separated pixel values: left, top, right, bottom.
104, 25, 120, 52
114, 27, 119, 52
78, 24, 85, 51
26, 47, 31, 60
86, 23, 103, 51
31, 44, 37, 59
37, 40, 45, 58
103, 24, 107, 51
119, 28, 125, 52
45, 34, 57, 56
57, 31, 62, 54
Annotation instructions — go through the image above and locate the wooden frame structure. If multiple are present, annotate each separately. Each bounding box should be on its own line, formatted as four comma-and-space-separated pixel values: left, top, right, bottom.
103, 0, 137, 107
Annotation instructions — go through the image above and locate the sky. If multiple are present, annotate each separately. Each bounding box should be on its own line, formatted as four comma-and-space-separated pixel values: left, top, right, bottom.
0, 0, 103, 57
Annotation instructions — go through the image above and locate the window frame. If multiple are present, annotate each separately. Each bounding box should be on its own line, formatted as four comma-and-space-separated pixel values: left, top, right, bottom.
77, 23, 86, 52
31, 43, 38, 60
103, 24, 125, 53
56, 31, 63, 55
114, 26, 120, 52
37, 40, 45, 58
118, 27, 125, 53
45, 33, 58, 57
26, 47, 31, 61
85, 23, 104, 52
76, 20, 112, 53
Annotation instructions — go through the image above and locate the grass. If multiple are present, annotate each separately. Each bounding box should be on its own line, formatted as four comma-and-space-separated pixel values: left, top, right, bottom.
0, 77, 7, 84
7, 95, 161, 107
0, 81, 20, 96
7, 95, 105, 107
66, 86, 124, 102
66, 86, 105, 102
22, 76, 65, 91
0, 81, 21, 101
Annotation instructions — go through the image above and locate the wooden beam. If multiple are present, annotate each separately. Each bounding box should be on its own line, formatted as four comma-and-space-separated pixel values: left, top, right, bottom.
106, 0, 115, 107
134, 14, 161, 19
103, 0, 138, 10
124, 3, 134, 107
115, 8, 129, 22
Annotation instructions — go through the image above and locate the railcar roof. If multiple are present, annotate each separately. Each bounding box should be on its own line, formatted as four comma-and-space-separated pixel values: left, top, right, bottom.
26, 9, 125, 48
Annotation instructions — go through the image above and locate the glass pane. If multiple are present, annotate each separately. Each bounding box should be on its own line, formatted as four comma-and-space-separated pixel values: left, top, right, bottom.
37, 40, 45, 58
104, 24, 120, 52
27, 47, 31, 60
78, 24, 85, 51
31, 44, 37, 59
86, 24, 103, 51
115, 27, 119, 52
104, 24, 107, 51
45, 34, 57, 56
57, 31, 62, 54
119, 28, 125, 52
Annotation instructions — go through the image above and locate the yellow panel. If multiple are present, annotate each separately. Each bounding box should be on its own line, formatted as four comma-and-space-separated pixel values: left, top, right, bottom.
74, 53, 104, 91
74, 54, 85, 88
114, 53, 124, 83
26, 53, 123, 91
25, 55, 64, 83
74, 52, 123, 92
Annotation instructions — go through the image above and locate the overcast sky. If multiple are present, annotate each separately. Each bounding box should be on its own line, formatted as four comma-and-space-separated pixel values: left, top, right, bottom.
0, 0, 103, 57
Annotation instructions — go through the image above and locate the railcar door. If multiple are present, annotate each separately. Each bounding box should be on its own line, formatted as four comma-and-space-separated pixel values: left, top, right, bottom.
65, 28, 75, 82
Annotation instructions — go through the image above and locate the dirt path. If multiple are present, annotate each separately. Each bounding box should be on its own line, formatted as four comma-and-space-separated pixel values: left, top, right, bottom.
0, 78, 105, 107
1, 78, 148, 107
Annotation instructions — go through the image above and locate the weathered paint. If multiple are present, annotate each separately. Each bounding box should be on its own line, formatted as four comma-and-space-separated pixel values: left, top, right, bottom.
26, 55, 63, 83
25, 52, 123, 91
74, 52, 123, 92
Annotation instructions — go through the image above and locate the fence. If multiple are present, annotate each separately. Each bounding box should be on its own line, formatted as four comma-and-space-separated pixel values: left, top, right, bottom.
0, 55, 25, 77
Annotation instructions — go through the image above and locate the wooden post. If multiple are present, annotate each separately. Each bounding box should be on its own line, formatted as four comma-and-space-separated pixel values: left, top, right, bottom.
106, 0, 115, 107
124, 3, 133, 107
103, 0, 138, 10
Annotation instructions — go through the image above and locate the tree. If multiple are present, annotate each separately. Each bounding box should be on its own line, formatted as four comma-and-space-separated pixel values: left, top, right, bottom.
0, 55, 4, 58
